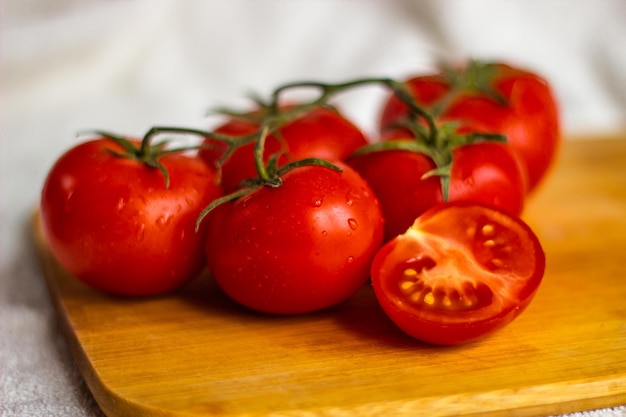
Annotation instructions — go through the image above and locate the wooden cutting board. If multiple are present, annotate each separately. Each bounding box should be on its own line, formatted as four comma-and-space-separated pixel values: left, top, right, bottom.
33, 136, 626, 417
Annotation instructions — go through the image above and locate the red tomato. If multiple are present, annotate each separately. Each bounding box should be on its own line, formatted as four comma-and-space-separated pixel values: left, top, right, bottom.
40, 137, 223, 296
204, 162, 384, 314
371, 202, 545, 345
349, 128, 527, 242
200, 105, 368, 191
379, 62, 561, 192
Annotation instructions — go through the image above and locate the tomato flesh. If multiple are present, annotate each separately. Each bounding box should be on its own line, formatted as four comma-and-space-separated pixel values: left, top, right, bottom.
371, 202, 545, 345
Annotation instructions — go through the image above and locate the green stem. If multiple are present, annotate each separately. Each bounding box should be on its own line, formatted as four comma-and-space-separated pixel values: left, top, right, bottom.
195, 186, 258, 232
268, 77, 439, 145
430, 60, 507, 117
253, 124, 283, 187
351, 139, 435, 159
385, 79, 438, 146
196, 77, 446, 230
276, 157, 342, 176
84, 126, 250, 189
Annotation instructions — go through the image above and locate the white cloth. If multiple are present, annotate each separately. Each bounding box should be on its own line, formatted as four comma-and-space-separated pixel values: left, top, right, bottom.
2, 1, 625, 416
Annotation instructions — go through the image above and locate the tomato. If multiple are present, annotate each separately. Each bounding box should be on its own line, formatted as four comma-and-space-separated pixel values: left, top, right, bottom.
348, 146, 440, 243
349, 128, 527, 242
204, 162, 384, 314
371, 202, 545, 345
200, 105, 368, 191
40, 136, 223, 296
379, 61, 561, 192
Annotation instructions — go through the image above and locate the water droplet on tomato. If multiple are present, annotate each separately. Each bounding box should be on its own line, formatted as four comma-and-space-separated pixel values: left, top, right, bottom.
137, 224, 146, 241
64, 192, 74, 213
116, 198, 126, 211
346, 256, 354, 264
347, 218, 358, 230
345, 191, 361, 206
156, 215, 171, 227
312, 197, 323, 207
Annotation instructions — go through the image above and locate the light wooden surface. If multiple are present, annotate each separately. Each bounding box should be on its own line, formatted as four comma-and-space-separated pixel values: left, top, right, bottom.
33, 136, 626, 417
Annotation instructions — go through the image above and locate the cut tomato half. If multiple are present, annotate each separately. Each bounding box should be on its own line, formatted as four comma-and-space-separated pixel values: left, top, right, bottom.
371, 202, 545, 345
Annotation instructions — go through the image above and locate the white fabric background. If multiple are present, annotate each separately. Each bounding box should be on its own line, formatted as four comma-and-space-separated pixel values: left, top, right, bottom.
1, 1, 625, 416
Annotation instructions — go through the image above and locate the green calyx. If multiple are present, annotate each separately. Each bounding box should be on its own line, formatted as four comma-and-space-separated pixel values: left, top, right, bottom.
87, 126, 239, 189
347, 60, 509, 201
193, 119, 343, 232
430, 59, 507, 117
352, 120, 507, 201
193, 76, 441, 231
194, 155, 342, 232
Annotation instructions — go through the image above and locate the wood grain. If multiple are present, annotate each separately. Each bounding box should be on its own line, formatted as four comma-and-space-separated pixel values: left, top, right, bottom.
33, 136, 626, 417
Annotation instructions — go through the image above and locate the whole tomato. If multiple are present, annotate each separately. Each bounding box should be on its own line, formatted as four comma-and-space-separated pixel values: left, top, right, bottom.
349, 127, 527, 242
40, 135, 223, 296
204, 162, 384, 314
379, 61, 561, 192
200, 105, 368, 192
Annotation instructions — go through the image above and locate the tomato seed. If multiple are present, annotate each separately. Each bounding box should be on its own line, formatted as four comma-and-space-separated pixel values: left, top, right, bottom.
481, 223, 495, 236
491, 258, 504, 267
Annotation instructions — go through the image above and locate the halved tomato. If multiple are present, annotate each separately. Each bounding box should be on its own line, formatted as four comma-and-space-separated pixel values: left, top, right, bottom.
370, 202, 545, 345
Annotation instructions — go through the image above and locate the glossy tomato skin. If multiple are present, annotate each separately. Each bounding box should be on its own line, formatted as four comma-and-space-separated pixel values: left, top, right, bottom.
349, 131, 527, 243
205, 163, 384, 314
40, 138, 223, 296
348, 149, 440, 243
380, 63, 561, 192
448, 142, 527, 214
371, 202, 545, 345
200, 106, 368, 192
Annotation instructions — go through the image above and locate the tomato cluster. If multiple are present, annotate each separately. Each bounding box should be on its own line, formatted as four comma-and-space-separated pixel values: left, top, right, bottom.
40, 60, 557, 345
